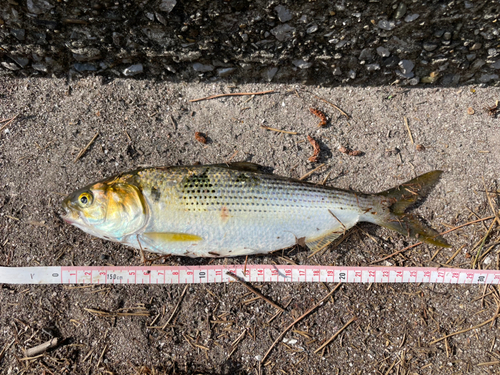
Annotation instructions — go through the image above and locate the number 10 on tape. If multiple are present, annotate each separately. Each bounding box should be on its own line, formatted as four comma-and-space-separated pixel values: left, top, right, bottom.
1, 265, 500, 285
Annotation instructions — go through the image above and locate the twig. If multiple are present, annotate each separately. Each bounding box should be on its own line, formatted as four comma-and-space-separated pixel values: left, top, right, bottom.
96, 344, 107, 367
314, 316, 357, 353
189, 90, 276, 102
260, 283, 342, 363
313, 95, 350, 119
299, 163, 327, 180
370, 216, 495, 264
226, 272, 284, 312
404, 116, 414, 144
430, 313, 499, 344
25, 338, 58, 357
0, 114, 19, 133
74, 132, 99, 162
162, 285, 188, 329
260, 125, 298, 135
0, 340, 15, 361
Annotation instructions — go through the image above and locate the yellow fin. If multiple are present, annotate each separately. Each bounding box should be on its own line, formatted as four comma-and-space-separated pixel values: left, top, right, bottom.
143, 232, 203, 243
305, 232, 342, 252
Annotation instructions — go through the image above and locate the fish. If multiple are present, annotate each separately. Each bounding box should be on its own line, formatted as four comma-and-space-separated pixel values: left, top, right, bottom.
61, 162, 450, 258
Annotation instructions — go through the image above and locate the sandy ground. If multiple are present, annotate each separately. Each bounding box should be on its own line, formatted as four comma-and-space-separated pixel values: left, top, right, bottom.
0, 77, 499, 374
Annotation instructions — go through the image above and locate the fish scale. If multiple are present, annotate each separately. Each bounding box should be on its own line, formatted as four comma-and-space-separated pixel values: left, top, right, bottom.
62, 163, 450, 258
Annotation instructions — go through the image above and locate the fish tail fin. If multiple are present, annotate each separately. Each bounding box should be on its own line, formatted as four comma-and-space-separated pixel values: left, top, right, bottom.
371, 171, 450, 247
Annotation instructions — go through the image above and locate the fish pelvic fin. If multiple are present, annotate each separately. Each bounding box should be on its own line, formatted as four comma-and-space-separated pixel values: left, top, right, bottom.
374, 171, 450, 248
305, 231, 342, 253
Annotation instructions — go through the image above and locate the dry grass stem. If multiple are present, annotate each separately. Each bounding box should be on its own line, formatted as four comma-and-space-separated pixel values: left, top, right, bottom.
226, 272, 284, 312
161, 285, 188, 329
74, 132, 99, 162
299, 163, 327, 180
430, 312, 500, 344
189, 90, 275, 102
260, 125, 298, 135
313, 95, 350, 119
0, 114, 19, 132
404, 116, 414, 144
260, 283, 342, 364
314, 317, 357, 354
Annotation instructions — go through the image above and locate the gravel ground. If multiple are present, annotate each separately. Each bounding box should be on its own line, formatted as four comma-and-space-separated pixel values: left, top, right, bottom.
0, 0, 499, 85
0, 77, 499, 374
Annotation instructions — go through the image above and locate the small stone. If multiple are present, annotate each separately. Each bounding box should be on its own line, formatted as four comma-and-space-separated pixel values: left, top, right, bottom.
441, 74, 460, 85
479, 74, 499, 83
398, 59, 414, 74
10, 29, 25, 41
465, 1, 473, 8
192, 63, 214, 72
275, 5, 292, 22
488, 48, 499, 57
263, 67, 278, 82
491, 60, 500, 69
298, 15, 308, 23
394, 3, 407, 19
423, 42, 438, 52
471, 59, 485, 69
292, 60, 313, 69
123, 63, 143, 76
434, 30, 445, 38
376, 46, 390, 57
404, 14, 419, 22
409, 77, 419, 85
217, 67, 236, 77
27, 0, 54, 14
306, 24, 318, 34
11, 56, 29, 68
74, 63, 96, 72
332, 67, 342, 76
1, 62, 20, 71
270, 24, 295, 41
366, 64, 380, 71
378, 20, 396, 31
467, 107, 475, 115
466, 53, 476, 61
348, 70, 356, 79
469, 42, 482, 51
443, 31, 452, 41
32, 63, 48, 72
159, 0, 176, 13
241, 33, 248, 42
415, 144, 425, 151
335, 40, 349, 49
359, 48, 374, 61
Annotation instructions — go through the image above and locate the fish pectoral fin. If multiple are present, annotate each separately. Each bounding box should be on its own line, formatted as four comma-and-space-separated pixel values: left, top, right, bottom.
143, 232, 203, 243
305, 232, 342, 253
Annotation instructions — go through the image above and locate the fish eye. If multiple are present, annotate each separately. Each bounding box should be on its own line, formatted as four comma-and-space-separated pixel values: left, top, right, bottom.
78, 192, 93, 207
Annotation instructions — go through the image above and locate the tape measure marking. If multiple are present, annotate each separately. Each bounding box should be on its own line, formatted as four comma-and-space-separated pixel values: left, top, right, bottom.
1, 265, 500, 285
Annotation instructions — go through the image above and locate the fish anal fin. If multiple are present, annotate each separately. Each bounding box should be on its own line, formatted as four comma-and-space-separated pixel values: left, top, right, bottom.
143, 232, 203, 243
305, 232, 342, 253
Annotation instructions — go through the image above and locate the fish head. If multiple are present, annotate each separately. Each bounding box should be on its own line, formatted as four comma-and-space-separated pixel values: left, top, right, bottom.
62, 179, 147, 241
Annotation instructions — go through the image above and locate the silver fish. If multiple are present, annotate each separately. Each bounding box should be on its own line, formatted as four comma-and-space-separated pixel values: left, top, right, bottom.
62, 162, 449, 257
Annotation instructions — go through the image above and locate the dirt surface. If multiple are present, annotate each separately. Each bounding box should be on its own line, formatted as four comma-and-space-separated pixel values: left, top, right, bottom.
0, 77, 500, 374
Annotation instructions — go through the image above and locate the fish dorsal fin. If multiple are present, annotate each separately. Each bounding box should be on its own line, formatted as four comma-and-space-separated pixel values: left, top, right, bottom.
142, 232, 203, 243
305, 232, 342, 253
213, 162, 267, 173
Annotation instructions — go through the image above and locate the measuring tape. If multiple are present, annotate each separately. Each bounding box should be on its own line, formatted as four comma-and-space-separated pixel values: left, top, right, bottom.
1, 265, 499, 285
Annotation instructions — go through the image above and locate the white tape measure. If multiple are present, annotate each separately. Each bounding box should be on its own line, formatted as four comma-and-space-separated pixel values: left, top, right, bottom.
1, 265, 499, 285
